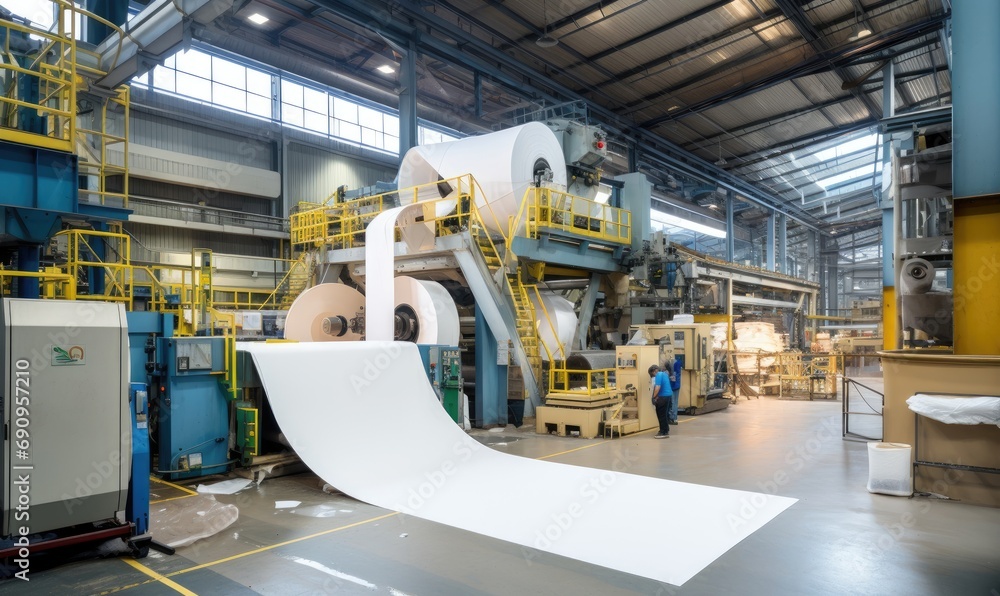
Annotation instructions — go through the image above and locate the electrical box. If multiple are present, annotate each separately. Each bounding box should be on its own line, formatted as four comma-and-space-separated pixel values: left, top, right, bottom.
155, 336, 229, 480
418, 345, 463, 423
1, 299, 130, 536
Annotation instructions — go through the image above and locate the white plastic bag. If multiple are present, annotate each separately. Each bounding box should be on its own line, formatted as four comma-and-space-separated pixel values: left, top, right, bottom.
906, 394, 1000, 427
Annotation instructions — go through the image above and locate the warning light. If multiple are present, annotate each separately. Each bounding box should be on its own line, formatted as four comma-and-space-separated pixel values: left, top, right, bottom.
596, 141, 605, 150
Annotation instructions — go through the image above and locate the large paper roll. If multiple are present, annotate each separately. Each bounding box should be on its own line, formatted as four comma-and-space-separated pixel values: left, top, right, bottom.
393, 276, 460, 346
284, 283, 365, 342
397, 122, 568, 234
900, 258, 934, 295
529, 290, 577, 361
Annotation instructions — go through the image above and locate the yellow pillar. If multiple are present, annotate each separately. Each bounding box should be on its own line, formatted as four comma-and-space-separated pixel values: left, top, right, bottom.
881, 286, 896, 351
953, 196, 1000, 355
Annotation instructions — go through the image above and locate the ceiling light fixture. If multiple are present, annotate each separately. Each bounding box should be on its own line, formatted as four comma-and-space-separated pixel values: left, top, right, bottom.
536, 0, 558, 48
715, 140, 728, 166
247, 13, 269, 26
848, 3, 871, 41
376, 64, 396, 74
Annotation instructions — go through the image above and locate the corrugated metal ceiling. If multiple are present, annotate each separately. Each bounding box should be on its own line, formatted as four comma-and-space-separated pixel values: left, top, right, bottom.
220, 0, 952, 229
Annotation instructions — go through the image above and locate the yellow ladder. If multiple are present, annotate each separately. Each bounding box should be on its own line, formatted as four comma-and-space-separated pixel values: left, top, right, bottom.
469, 206, 545, 387
279, 254, 311, 309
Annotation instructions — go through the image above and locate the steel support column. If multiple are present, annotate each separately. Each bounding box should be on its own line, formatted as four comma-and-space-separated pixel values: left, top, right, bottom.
473, 71, 483, 119
474, 305, 507, 426
952, 0, 1000, 355
881, 60, 897, 349
725, 190, 735, 262
777, 213, 787, 274
398, 39, 419, 157
16, 245, 40, 299
572, 272, 602, 350
766, 213, 776, 271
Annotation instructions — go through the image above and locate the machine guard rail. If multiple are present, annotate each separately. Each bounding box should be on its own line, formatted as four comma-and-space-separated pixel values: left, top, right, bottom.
549, 367, 617, 395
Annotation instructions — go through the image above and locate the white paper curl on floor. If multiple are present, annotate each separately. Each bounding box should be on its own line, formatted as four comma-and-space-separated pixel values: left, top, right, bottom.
239, 341, 796, 586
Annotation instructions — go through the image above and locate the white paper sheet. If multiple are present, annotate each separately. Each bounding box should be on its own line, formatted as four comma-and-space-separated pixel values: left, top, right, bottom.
240, 341, 796, 586
196, 478, 252, 495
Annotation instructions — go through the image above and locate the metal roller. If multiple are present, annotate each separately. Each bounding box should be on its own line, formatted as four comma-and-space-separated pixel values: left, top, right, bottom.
393, 276, 461, 345
284, 284, 365, 342
565, 350, 616, 370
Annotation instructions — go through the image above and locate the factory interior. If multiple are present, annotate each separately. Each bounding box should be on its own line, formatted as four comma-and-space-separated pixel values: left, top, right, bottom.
0, 0, 998, 593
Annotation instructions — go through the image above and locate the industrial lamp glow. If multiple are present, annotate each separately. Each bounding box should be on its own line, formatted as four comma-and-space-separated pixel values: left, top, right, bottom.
376, 64, 396, 74
247, 13, 268, 25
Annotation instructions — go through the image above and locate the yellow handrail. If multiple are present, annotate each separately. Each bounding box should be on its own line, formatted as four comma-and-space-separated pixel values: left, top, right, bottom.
258, 254, 310, 310
548, 367, 617, 395
524, 283, 566, 362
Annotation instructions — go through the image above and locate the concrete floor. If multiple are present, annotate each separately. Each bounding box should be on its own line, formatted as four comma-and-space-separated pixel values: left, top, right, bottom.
8, 388, 1000, 595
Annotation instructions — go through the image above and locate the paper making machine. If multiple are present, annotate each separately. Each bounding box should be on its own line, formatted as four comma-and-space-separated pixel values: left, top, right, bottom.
630, 323, 729, 414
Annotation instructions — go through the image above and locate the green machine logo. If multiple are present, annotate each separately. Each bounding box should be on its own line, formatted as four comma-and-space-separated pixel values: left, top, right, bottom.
52, 345, 86, 366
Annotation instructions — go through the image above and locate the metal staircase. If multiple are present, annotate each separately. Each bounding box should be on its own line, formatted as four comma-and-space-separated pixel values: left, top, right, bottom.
468, 211, 545, 396
259, 252, 312, 310
279, 254, 312, 309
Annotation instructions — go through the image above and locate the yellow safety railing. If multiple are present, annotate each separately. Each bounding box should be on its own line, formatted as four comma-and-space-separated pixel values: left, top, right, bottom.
0, 1, 131, 158
288, 174, 581, 394
522, 187, 631, 245
524, 283, 566, 362
0, 9, 76, 152
213, 287, 289, 310
548, 367, 617, 395
57, 228, 133, 303
77, 85, 130, 207
258, 254, 311, 310
290, 175, 488, 251
0, 268, 75, 298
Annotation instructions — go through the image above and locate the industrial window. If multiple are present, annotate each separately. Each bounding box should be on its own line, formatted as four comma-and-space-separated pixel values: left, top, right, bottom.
130, 44, 461, 156
146, 48, 273, 120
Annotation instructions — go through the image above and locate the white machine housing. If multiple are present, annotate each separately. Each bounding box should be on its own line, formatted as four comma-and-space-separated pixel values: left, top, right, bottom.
1, 299, 130, 536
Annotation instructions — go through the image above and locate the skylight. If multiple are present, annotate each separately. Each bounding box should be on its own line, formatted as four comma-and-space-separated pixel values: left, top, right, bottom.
814, 134, 878, 162
815, 164, 880, 190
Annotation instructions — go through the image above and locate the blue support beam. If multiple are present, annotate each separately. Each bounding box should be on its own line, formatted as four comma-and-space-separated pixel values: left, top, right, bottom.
766, 213, 777, 271
953, 0, 1000, 199
725, 190, 735, 262
16, 245, 40, 298
398, 39, 418, 158
474, 306, 507, 427
777, 213, 787, 274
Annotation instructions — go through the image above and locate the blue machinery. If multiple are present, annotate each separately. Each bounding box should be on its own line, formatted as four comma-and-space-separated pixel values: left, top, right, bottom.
126, 312, 234, 481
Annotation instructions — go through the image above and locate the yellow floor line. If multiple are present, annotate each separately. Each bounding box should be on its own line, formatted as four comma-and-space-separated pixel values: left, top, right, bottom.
122, 558, 198, 596
165, 512, 398, 578
151, 477, 199, 497
535, 441, 607, 460
110, 419, 705, 592
150, 494, 198, 505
